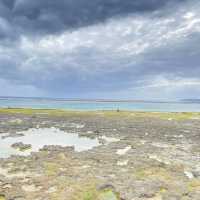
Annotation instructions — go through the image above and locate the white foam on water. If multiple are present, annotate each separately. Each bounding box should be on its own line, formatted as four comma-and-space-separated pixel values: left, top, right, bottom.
0, 127, 100, 158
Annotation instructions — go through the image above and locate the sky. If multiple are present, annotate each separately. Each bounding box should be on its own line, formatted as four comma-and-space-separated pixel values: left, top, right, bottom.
0, 0, 200, 100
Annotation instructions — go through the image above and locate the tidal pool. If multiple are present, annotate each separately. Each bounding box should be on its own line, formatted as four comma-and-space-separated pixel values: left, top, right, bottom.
0, 127, 100, 158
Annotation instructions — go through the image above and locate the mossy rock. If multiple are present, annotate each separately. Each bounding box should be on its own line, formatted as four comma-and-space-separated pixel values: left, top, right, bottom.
11, 142, 32, 152
81, 189, 118, 200
44, 162, 61, 176
72, 184, 119, 200
188, 179, 200, 191
134, 166, 172, 181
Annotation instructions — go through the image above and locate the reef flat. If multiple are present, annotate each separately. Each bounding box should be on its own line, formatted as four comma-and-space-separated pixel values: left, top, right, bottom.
0, 109, 200, 200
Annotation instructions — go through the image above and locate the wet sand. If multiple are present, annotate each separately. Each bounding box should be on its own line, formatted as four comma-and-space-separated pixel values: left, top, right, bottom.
0, 109, 200, 200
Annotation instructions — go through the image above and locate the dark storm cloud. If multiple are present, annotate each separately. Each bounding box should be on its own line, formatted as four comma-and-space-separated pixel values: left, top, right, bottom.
0, 0, 186, 38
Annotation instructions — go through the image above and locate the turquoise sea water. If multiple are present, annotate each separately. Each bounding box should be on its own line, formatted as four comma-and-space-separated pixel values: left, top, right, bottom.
0, 98, 200, 112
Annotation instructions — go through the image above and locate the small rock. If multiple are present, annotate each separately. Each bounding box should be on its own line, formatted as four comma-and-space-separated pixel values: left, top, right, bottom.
117, 160, 128, 166
116, 146, 131, 155
94, 130, 100, 134
22, 184, 41, 192
98, 184, 115, 191
11, 142, 32, 151
46, 186, 57, 193
100, 136, 120, 144
184, 171, 194, 179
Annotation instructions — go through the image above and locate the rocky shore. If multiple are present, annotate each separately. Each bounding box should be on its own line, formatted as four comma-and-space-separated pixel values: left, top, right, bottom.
0, 109, 200, 200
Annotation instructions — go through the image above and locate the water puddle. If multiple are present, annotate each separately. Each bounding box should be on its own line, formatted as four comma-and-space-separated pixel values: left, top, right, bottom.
0, 127, 100, 158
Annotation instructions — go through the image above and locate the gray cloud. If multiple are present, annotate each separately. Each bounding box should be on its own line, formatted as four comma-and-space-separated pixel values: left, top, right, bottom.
0, 0, 200, 99
0, 0, 187, 39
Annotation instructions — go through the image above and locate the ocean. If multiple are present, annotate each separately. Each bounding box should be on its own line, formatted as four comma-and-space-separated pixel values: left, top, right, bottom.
0, 97, 200, 112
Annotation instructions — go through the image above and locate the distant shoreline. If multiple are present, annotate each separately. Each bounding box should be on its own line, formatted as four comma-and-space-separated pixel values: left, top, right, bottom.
0, 96, 196, 104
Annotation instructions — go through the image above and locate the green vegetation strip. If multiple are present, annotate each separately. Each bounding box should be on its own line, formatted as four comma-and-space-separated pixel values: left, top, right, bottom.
0, 108, 199, 120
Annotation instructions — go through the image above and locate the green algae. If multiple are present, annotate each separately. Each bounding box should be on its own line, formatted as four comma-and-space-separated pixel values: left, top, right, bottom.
134, 167, 173, 181
99, 190, 118, 200
0, 108, 102, 117
18, 145, 32, 152
82, 190, 98, 200
79, 189, 119, 200
188, 179, 200, 192
44, 162, 61, 176
69, 183, 119, 200
0, 108, 199, 120
11, 142, 32, 152
0, 195, 6, 200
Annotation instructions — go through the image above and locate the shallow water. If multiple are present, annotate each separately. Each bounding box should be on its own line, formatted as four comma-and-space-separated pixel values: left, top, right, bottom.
0, 127, 100, 158
1, 97, 200, 112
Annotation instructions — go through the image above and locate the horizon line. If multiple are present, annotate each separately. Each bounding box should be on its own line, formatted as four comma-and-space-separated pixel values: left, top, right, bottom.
0, 95, 186, 103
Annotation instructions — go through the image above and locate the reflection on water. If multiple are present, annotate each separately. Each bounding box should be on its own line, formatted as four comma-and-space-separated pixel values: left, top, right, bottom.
0, 127, 100, 158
